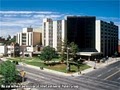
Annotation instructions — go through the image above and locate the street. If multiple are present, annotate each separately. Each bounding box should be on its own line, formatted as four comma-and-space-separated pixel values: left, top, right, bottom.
77, 61, 120, 83
16, 61, 120, 90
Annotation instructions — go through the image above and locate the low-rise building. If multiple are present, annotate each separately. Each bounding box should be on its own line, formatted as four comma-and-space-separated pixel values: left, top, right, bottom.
0, 45, 7, 56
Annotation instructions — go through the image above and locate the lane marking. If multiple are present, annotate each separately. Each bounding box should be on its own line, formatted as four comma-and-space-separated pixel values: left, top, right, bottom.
26, 71, 45, 79
117, 77, 120, 80
108, 68, 113, 72
97, 74, 102, 77
97, 68, 115, 77
104, 70, 120, 80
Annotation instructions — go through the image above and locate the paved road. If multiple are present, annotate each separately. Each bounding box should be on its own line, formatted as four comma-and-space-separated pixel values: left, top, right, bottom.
16, 62, 120, 90
76, 61, 120, 83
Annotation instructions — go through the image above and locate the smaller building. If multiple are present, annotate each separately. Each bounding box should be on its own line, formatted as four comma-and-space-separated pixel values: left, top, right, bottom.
0, 45, 7, 56
16, 27, 42, 46
7, 45, 14, 57
7, 42, 20, 57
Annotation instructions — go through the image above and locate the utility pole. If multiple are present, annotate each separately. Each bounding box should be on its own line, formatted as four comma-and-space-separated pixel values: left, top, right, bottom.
94, 58, 96, 69
22, 46, 25, 82
66, 47, 69, 72
66, 47, 70, 72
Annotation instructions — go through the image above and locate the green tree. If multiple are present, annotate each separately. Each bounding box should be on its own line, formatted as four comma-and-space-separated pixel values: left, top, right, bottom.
69, 42, 79, 57
4, 35, 16, 45
39, 46, 57, 63
67, 42, 79, 72
0, 61, 18, 84
10, 36, 16, 43
60, 39, 68, 61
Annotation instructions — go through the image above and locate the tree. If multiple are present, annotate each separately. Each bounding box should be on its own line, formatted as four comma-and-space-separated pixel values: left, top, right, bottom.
4, 35, 16, 45
10, 35, 16, 43
6, 35, 11, 41
14, 43, 20, 57
0, 61, 18, 84
69, 42, 79, 57
55, 39, 68, 62
39, 46, 57, 63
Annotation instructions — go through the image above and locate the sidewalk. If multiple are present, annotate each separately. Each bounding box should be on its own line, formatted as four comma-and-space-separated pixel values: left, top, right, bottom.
19, 57, 120, 77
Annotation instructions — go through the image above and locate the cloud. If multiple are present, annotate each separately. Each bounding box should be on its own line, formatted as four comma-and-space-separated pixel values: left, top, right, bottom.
0, 11, 119, 39
0, 11, 56, 14
3, 14, 18, 17
97, 17, 120, 22
33, 15, 46, 18
0, 27, 21, 38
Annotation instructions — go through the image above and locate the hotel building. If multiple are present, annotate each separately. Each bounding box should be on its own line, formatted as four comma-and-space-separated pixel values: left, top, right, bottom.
42, 16, 118, 57
67, 16, 96, 52
42, 18, 67, 50
96, 20, 118, 56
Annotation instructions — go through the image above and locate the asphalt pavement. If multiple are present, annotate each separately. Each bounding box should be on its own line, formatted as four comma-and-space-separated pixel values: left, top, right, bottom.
16, 61, 120, 90
1, 57, 119, 90
77, 61, 120, 83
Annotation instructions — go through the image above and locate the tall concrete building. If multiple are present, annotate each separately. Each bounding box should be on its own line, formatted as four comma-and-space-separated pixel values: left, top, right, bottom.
67, 16, 96, 52
96, 20, 118, 56
16, 27, 42, 46
42, 16, 118, 58
42, 18, 67, 50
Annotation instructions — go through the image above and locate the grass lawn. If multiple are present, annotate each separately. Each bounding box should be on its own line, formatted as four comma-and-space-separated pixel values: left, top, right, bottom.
47, 63, 91, 73
7, 56, 61, 62
7, 57, 91, 73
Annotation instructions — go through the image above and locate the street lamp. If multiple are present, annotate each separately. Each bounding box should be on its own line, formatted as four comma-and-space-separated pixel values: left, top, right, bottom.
78, 57, 81, 74
94, 58, 96, 69
21, 46, 25, 82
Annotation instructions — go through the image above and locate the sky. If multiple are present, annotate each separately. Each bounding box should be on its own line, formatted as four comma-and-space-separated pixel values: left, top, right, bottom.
0, 0, 120, 38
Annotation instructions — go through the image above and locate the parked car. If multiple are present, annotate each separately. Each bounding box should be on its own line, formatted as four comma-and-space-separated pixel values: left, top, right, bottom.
12, 61, 19, 65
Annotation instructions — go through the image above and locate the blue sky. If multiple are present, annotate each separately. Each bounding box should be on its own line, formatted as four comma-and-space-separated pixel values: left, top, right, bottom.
0, 0, 120, 38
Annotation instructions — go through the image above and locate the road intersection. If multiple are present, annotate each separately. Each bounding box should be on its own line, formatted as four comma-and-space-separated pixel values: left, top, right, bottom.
1, 57, 119, 90
17, 60, 120, 90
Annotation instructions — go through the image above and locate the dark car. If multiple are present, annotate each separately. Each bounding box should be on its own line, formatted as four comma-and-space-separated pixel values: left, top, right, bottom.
12, 61, 19, 65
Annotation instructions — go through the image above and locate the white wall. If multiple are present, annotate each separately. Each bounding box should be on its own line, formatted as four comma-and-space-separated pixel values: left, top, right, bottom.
46, 22, 49, 46
95, 20, 101, 52
53, 21, 57, 50
0, 46, 7, 55
7, 46, 14, 54
42, 18, 67, 51
26, 46, 33, 52
62, 20, 67, 42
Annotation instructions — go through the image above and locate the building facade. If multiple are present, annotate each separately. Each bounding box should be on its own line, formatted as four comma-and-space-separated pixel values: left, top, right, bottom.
0, 45, 7, 56
42, 18, 67, 50
96, 20, 118, 56
16, 27, 42, 46
67, 16, 96, 52
42, 16, 118, 58
118, 40, 120, 54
